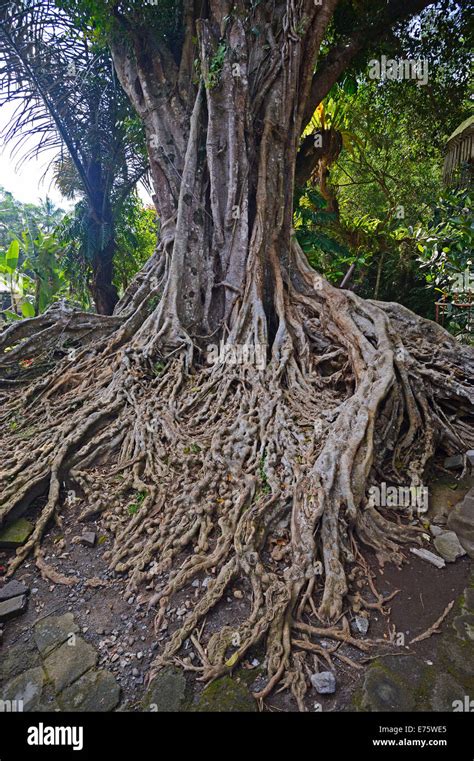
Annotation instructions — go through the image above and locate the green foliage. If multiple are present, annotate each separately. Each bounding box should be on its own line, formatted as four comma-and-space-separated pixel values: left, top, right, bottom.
205, 43, 227, 89
58, 192, 157, 304
294, 188, 352, 283
0, 192, 69, 321
113, 194, 158, 294
415, 189, 473, 293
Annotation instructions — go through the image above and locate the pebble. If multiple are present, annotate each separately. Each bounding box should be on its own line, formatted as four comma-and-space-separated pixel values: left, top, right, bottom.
310, 671, 336, 694
351, 616, 369, 636
410, 547, 446, 569
80, 531, 97, 548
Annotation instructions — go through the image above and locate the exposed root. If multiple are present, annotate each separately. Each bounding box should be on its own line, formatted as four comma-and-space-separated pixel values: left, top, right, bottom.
1, 247, 473, 707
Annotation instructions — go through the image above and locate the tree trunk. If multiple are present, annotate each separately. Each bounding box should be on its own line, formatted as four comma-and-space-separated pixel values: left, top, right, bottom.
0, 1, 472, 708
91, 236, 119, 316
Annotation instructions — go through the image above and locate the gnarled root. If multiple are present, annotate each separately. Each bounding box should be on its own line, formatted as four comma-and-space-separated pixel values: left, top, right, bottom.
0, 250, 472, 706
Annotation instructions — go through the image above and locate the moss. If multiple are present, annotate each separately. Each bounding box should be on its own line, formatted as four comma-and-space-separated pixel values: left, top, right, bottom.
193, 675, 256, 712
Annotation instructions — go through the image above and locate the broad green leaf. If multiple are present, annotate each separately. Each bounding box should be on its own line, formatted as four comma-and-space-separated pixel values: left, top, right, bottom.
20, 301, 35, 318
6, 239, 19, 271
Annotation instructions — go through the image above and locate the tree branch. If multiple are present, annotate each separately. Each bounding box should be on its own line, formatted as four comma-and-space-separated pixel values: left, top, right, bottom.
301, 0, 437, 130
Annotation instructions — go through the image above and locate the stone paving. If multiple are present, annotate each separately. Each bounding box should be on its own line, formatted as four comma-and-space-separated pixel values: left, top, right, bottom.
0, 613, 120, 712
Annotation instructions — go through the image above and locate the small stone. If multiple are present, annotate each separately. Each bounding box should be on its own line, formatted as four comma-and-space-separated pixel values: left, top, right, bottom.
0, 579, 30, 601
466, 450, 474, 467
80, 532, 97, 548
0, 518, 34, 548
233, 590, 243, 599
429, 524, 444, 537
132, 668, 139, 677
433, 531, 466, 562
191, 580, 200, 587
136, 651, 143, 660
444, 454, 464, 470
410, 547, 446, 569
251, 659, 260, 667
202, 577, 212, 588
0, 594, 28, 623
310, 671, 336, 694
127, 596, 135, 604
351, 616, 369, 636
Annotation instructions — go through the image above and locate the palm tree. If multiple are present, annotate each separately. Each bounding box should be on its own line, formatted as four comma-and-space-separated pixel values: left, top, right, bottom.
0, 0, 149, 313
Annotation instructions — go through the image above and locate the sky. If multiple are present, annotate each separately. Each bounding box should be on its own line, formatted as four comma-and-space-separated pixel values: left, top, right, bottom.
0, 100, 152, 209
0, 98, 70, 208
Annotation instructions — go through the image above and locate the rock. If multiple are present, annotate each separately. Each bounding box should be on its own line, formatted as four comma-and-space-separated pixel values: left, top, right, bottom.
452, 613, 474, 642
431, 673, 466, 712
0, 667, 45, 712
463, 588, 474, 612
0, 594, 28, 623
43, 637, 98, 693
429, 524, 444, 537
80, 531, 97, 548
0, 518, 33, 549
33, 612, 79, 656
410, 547, 446, 568
447, 490, 474, 558
466, 450, 474, 467
433, 531, 466, 562
142, 668, 188, 712
0, 638, 41, 683
194, 675, 256, 712
359, 667, 415, 712
444, 454, 464, 470
439, 635, 474, 678
0, 580, 30, 601
351, 616, 369, 636
57, 669, 120, 712
376, 655, 427, 684
310, 671, 336, 694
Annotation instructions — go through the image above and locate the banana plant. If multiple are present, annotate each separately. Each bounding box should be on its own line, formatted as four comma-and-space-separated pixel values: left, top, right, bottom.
0, 239, 35, 320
